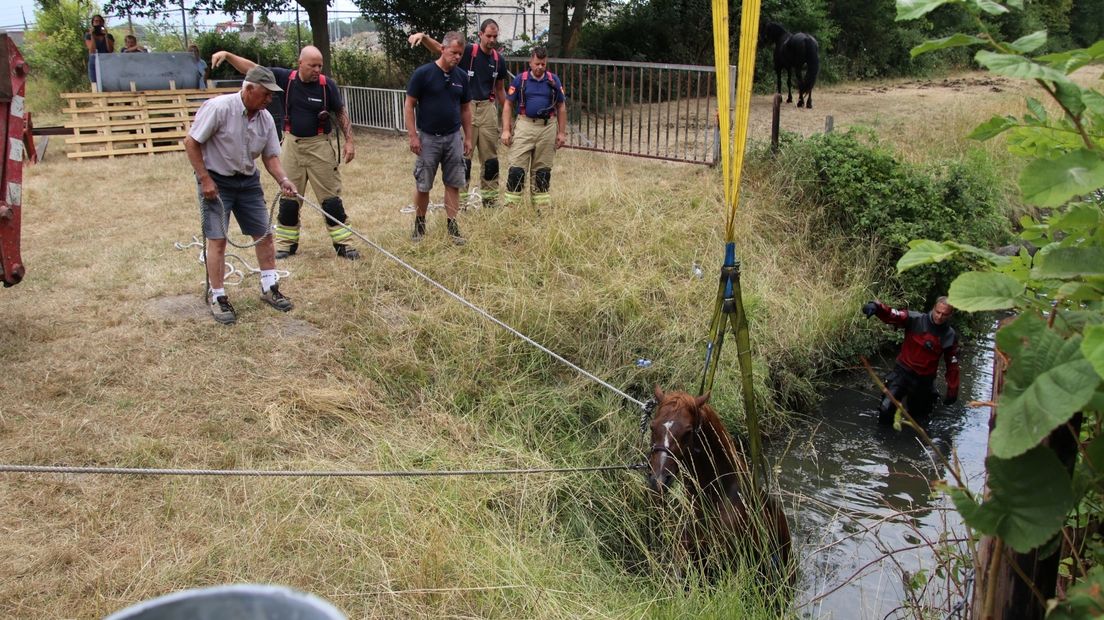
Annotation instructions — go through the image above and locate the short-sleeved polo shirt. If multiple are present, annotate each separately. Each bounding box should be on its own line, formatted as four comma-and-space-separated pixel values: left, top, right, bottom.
188, 91, 281, 176
406, 62, 471, 136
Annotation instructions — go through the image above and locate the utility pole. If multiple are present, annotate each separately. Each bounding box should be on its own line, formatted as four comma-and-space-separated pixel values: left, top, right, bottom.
180, 0, 189, 48
294, 4, 302, 53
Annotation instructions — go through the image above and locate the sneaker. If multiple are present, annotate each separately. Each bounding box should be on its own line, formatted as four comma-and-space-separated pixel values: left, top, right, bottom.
209, 295, 237, 325
335, 244, 360, 260
260, 284, 293, 312
447, 218, 467, 246
412, 215, 426, 242
275, 243, 297, 260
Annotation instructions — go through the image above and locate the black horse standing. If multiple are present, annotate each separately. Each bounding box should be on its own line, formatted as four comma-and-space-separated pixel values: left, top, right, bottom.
764, 22, 820, 109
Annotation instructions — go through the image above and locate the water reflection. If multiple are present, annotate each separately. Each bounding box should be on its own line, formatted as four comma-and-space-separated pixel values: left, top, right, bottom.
773, 327, 995, 618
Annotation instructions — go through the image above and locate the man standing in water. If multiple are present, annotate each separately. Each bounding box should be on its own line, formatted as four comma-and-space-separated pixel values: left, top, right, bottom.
862, 296, 960, 425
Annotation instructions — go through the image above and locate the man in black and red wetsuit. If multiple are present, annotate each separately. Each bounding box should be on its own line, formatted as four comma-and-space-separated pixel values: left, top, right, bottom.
863, 296, 960, 425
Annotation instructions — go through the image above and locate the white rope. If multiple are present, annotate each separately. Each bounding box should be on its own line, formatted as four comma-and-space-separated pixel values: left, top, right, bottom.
0, 463, 645, 478
299, 193, 648, 410
174, 236, 290, 286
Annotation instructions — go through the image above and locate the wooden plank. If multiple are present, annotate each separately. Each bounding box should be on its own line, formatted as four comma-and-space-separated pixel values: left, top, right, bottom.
60, 87, 238, 159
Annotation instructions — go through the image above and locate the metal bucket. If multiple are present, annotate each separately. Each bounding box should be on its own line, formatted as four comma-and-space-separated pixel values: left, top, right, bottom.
103, 584, 346, 620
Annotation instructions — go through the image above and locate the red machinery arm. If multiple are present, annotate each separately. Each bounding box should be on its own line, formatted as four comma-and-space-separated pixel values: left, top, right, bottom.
0, 33, 27, 287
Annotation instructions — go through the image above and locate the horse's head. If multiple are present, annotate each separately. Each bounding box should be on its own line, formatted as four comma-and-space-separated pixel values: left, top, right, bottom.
763, 22, 786, 44
647, 386, 711, 498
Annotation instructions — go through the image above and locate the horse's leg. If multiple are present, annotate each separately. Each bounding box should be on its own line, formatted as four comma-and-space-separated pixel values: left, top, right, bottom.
786, 68, 793, 103
775, 67, 782, 96
796, 65, 806, 108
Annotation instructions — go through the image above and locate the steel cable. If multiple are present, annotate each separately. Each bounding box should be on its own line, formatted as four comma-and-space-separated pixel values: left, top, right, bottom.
296, 192, 648, 410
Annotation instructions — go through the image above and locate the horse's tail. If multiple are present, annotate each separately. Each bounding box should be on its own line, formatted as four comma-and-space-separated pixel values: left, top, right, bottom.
802, 38, 820, 92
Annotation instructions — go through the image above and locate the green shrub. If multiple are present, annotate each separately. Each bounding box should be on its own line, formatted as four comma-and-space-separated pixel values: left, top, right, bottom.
783, 130, 1012, 308
25, 0, 96, 93
193, 31, 298, 79
331, 48, 405, 88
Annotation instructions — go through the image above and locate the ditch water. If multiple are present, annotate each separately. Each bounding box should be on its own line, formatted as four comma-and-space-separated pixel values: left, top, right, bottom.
774, 325, 997, 619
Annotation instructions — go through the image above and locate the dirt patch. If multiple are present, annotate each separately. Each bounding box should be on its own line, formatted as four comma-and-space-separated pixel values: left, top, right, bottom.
148, 294, 208, 321
147, 294, 322, 338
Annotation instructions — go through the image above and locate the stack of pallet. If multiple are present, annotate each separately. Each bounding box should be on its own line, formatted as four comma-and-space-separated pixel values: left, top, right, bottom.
62, 87, 236, 159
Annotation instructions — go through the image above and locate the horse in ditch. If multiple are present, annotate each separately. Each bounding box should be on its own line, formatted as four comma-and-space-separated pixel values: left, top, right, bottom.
646, 386, 793, 581
763, 22, 820, 109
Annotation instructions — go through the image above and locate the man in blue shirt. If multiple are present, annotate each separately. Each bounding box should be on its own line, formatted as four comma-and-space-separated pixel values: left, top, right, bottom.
409, 20, 508, 208
404, 31, 473, 244
500, 47, 566, 209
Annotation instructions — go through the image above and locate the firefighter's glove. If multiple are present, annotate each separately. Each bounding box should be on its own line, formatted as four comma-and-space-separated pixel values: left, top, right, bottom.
862, 301, 878, 319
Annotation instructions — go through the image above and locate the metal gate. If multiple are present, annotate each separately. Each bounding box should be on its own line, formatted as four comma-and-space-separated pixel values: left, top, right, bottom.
340, 58, 727, 165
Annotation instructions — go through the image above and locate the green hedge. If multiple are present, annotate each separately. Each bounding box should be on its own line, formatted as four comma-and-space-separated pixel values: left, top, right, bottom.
782, 130, 1012, 309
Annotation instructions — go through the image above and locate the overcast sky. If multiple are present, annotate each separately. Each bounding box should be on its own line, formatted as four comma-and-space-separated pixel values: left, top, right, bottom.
0, 0, 367, 33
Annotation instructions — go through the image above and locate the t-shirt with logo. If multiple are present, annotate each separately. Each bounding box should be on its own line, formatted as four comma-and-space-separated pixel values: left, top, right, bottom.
505, 71, 566, 119
271, 67, 344, 138
406, 62, 472, 135
459, 43, 506, 101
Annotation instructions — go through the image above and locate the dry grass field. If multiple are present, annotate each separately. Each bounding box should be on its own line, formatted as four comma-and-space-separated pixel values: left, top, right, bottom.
0, 72, 1040, 618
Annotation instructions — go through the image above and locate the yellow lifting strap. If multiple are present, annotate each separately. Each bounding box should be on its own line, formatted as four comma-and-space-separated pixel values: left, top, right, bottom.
700, 0, 766, 488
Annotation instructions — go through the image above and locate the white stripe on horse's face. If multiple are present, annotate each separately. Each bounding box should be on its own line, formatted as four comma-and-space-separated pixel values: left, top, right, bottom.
663, 420, 674, 448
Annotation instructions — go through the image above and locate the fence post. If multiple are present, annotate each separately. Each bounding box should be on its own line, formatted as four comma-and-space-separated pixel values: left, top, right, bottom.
824, 115, 834, 134
771, 93, 781, 154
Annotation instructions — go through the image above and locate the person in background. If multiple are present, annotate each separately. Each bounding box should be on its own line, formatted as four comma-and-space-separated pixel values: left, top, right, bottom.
500, 46, 567, 210
404, 31, 473, 245
211, 46, 360, 260
408, 19, 508, 208
189, 44, 209, 89
84, 14, 115, 87
183, 66, 298, 325
120, 34, 147, 53
862, 296, 960, 425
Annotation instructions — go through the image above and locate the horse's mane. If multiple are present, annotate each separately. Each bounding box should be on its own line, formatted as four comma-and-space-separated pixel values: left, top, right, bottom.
695, 401, 748, 473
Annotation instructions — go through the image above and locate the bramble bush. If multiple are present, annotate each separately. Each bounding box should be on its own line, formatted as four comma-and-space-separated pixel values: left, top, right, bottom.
782, 130, 1012, 308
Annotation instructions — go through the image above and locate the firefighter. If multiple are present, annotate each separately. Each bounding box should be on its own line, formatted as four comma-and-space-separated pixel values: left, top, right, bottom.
863, 296, 960, 425
500, 46, 567, 210
212, 46, 360, 261
409, 19, 508, 208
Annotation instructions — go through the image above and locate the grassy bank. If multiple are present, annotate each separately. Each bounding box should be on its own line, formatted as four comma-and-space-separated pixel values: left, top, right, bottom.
0, 74, 1027, 617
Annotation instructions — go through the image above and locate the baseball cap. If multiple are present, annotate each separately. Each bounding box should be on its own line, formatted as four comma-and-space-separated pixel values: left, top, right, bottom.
244, 66, 282, 92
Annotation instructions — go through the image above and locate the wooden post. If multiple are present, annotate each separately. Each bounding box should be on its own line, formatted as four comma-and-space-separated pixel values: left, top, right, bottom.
771, 93, 781, 154
824, 115, 834, 133
971, 333, 1082, 620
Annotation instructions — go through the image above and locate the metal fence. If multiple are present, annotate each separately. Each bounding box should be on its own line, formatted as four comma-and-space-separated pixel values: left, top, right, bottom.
340, 58, 729, 165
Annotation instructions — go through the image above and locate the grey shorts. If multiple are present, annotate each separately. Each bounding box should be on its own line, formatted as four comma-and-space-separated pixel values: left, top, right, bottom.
198, 171, 271, 239
414, 130, 466, 192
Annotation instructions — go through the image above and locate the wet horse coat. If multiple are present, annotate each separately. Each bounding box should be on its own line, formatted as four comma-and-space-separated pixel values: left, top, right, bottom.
764, 22, 820, 109
647, 387, 792, 575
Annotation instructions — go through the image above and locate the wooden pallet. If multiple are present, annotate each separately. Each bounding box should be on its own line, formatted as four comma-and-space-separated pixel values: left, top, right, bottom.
62, 87, 237, 159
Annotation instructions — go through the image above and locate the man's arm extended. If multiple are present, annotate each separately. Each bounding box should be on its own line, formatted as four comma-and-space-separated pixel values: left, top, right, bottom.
262, 154, 298, 197
407, 32, 443, 55
211, 51, 257, 74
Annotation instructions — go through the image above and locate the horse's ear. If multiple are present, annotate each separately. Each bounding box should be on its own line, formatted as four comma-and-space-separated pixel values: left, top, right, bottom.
695, 392, 711, 409
653, 384, 665, 403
